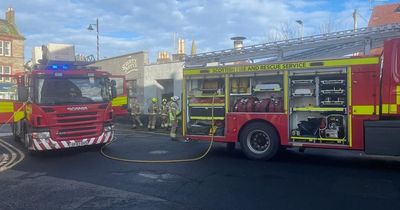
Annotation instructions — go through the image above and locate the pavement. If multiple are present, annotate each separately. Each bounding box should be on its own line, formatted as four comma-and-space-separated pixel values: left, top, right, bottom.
0, 123, 399, 210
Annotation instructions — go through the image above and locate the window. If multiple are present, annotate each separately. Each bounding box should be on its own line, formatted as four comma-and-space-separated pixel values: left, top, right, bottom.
0, 41, 11, 56
0, 66, 12, 82
4, 41, 11, 56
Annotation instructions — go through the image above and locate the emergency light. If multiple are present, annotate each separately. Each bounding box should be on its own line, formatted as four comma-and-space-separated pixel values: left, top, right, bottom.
49, 64, 69, 70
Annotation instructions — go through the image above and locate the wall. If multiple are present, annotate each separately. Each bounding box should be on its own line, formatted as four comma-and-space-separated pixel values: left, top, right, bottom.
0, 37, 24, 73
91, 51, 148, 104
144, 61, 184, 111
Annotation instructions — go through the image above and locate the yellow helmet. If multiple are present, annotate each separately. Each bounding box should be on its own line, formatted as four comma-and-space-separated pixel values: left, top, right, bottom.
151, 97, 158, 103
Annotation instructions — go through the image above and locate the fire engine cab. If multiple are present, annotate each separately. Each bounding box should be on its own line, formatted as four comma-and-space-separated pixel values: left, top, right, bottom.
0, 44, 117, 153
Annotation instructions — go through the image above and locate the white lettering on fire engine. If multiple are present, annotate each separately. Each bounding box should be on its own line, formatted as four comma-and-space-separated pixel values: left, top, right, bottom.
66, 107, 88, 111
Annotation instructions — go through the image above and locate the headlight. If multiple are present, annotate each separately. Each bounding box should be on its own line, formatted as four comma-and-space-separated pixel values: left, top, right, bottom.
32, 132, 50, 139
104, 125, 114, 132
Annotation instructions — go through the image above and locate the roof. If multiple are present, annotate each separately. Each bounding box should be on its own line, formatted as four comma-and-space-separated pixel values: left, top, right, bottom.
368, 3, 400, 27
0, 19, 24, 39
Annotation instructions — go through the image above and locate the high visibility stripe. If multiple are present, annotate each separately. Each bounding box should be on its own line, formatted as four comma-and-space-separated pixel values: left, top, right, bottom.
380, 104, 398, 114
184, 57, 380, 76
352, 104, 398, 115
397, 85, 400, 105
347, 67, 352, 148
225, 75, 229, 114
293, 107, 345, 112
190, 116, 224, 120
284, 71, 288, 114
112, 96, 127, 106
0, 102, 14, 112
182, 78, 187, 137
189, 103, 225, 107
323, 57, 379, 67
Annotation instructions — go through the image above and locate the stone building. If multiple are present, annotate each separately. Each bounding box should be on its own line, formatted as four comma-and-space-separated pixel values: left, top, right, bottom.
91, 38, 188, 112
0, 7, 24, 99
91, 50, 184, 112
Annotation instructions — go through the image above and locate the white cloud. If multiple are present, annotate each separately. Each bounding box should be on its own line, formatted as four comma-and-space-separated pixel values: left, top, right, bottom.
0, 0, 381, 62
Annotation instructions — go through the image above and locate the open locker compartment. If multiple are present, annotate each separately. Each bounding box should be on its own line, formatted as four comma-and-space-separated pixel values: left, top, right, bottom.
288, 69, 349, 145
229, 73, 284, 113
186, 76, 226, 136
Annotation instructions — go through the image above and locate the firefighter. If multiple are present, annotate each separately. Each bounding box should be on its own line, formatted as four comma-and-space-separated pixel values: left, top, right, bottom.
169, 96, 180, 140
160, 98, 169, 128
147, 97, 159, 130
166, 99, 173, 128
129, 97, 143, 129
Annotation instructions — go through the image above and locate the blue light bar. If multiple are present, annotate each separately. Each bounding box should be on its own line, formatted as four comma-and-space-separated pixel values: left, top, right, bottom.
48, 64, 69, 70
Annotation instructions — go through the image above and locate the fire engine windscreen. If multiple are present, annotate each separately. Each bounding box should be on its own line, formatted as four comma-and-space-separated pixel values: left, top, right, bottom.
35, 76, 111, 105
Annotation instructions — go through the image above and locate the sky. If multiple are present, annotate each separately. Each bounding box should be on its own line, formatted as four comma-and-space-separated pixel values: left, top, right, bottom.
0, 0, 399, 62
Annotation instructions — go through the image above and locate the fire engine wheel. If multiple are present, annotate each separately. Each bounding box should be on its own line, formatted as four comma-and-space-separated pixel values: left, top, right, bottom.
240, 122, 279, 160
11, 123, 20, 142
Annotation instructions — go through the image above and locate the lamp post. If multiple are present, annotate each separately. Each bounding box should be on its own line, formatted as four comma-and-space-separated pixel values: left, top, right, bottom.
87, 18, 99, 60
295, 20, 303, 40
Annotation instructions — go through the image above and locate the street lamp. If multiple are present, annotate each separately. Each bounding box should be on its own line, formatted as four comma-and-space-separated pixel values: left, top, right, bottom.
295, 20, 303, 40
87, 18, 99, 60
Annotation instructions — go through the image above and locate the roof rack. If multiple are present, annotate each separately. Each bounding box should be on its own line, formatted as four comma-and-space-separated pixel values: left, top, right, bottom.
185, 23, 400, 67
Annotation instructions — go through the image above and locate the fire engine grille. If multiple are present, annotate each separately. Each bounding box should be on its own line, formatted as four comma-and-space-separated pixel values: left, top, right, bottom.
59, 126, 97, 133
57, 112, 97, 117
54, 124, 100, 139
52, 111, 102, 139
57, 117, 97, 123
57, 131, 97, 138
55, 112, 99, 124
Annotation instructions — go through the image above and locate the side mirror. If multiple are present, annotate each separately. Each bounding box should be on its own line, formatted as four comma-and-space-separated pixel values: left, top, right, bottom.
111, 80, 117, 99
18, 87, 29, 102
111, 86, 117, 99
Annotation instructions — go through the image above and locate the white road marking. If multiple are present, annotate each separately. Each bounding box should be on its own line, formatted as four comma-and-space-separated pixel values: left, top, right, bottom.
0, 138, 25, 172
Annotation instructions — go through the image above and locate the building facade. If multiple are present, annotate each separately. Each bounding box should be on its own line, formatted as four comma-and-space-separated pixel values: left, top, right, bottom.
0, 7, 24, 99
143, 61, 183, 109
91, 51, 184, 112
91, 51, 149, 108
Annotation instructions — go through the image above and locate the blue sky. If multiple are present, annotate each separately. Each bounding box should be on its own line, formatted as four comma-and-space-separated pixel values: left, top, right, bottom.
0, 0, 398, 62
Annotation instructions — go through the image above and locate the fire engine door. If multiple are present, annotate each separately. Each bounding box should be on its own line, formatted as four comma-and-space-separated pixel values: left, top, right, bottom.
0, 74, 25, 124
110, 75, 128, 115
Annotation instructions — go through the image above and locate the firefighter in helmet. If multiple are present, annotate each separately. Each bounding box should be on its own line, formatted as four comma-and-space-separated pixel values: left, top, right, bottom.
169, 96, 181, 140
160, 98, 169, 128
129, 96, 143, 129
148, 97, 159, 130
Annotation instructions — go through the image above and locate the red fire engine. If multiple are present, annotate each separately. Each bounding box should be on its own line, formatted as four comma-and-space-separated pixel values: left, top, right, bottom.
0, 61, 117, 153
182, 38, 400, 160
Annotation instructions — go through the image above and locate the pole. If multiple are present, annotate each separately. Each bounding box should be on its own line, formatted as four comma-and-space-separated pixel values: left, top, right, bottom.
353, 9, 357, 32
96, 18, 99, 60
300, 23, 304, 40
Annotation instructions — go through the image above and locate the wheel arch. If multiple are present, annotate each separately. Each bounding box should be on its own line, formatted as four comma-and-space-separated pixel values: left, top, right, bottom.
237, 119, 281, 144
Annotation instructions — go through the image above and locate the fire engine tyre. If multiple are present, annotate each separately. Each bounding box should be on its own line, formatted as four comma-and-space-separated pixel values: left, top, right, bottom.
11, 123, 20, 142
239, 122, 279, 160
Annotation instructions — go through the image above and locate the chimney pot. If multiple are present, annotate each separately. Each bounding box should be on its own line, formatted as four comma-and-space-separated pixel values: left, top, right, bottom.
5, 7, 15, 25
231, 36, 246, 50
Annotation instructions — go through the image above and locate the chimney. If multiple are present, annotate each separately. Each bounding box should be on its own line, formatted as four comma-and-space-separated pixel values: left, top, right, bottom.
6, 7, 15, 25
231, 36, 246, 50
177, 38, 185, 54
157, 51, 171, 63
191, 40, 196, 56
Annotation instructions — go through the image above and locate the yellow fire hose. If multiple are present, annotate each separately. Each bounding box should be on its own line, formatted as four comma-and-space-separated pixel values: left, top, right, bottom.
100, 96, 216, 163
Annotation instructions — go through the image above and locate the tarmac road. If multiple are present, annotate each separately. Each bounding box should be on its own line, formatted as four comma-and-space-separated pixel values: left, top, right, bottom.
0, 125, 400, 210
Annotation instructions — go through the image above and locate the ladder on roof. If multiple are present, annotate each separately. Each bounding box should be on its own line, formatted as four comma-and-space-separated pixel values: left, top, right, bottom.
185, 23, 400, 67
